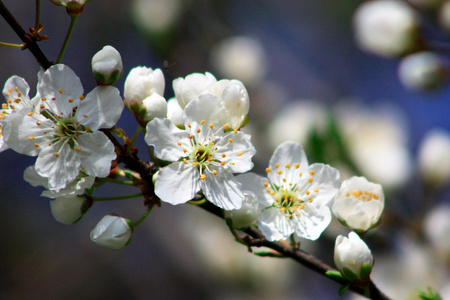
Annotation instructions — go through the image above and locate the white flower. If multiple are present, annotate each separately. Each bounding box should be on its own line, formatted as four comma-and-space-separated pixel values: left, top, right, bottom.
91, 45, 123, 85
353, 0, 420, 57
0, 75, 39, 152
2, 64, 123, 191
141, 93, 168, 122
418, 129, 450, 187
398, 52, 447, 91
90, 215, 133, 249
124, 66, 165, 112
50, 195, 89, 224
332, 176, 384, 232
24, 165, 95, 198
172, 72, 217, 108
210, 79, 249, 129
424, 204, 450, 260
252, 141, 341, 241
334, 232, 374, 281
131, 0, 183, 34
145, 93, 256, 210
210, 36, 267, 87
224, 173, 271, 229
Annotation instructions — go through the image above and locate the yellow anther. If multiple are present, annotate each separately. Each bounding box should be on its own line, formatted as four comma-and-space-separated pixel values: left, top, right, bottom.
285, 163, 291, 169
306, 190, 310, 195
48, 142, 52, 146
280, 207, 286, 212
373, 194, 379, 200
300, 204, 305, 209
183, 158, 187, 164
309, 170, 315, 175
299, 172, 303, 177
295, 213, 301, 217
85, 127, 91, 131
183, 148, 188, 153
277, 169, 283, 175
54, 152, 59, 157
192, 162, 198, 166
234, 129, 238, 134
221, 161, 225, 165
266, 167, 272, 173
314, 188, 319, 193
8, 88, 13, 93
83, 114, 88, 118
76, 146, 81, 151
27, 112, 33, 116
213, 170, 218, 175
177, 142, 182, 146
42, 97, 47, 101
209, 123, 214, 129
237, 152, 243, 156
309, 198, 313, 203
228, 138, 233, 143
28, 136, 35, 140
34, 143, 39, 147
285, 214, 292, 218
14, 98, 20, 103
274, 197, 280, 202
308, 178, 313, 183
294, 163, 300, 168
2, 104, 7, 109
229, 162, 235, 165
352, 190, 362, 197
222, 153, 226, 158
79, 95, 85, 100
68, 98, 73, 103
266, 188, 271, 193
187, 123, 191, 128
270, 192, 275, 195
200, 174, 206, 180
197, 128, 201, 133
275, 163, 280, 169
200, 120, 206, 125
189, 134, 194, 139
59, 88, 63, 94
223, 124, 229, 130
264, 182, 269, 187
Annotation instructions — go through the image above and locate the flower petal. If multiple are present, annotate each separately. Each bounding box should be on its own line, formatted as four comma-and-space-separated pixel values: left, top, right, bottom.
214, 130, 256, 173
257, 207, 294, 241
235, 172, 274, 210
293, 205, 332, 240
155, 162, 200, 205
184, 92, 228, 127
77, 132, 116, 178
201, 167, 244, 210
268, 141, 308, 183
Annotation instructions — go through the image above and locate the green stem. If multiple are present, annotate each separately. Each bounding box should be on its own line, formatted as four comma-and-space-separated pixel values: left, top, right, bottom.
34, 0, 41, 36
0, 41, 23, 48
95, 177, 140, 186
187, 198, 207, 205
93, 193, 143, 202
133, 206, 154, 227
56, 15, 78, 63
127, 126, 142, 153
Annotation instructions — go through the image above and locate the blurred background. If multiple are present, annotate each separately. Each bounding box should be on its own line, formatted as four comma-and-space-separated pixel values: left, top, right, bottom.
0, 0, 449, 299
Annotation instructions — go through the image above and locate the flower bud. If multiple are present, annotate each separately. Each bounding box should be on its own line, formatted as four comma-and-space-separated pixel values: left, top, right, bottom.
353, 0, 420, 58
224, 196, 260, 229
91, 45, 123, 85
210, 79, 249, 129
141, 93, 168, 122
398, 52, 447, 91
418, 129, 450, 187
50, 195, 89, 224
332, 176, 384, 233
334, 232, 374, 281
172, 72, 217, 108
124, 66, 165, 113
49, 0, 91, 16
90, 215, 133, 249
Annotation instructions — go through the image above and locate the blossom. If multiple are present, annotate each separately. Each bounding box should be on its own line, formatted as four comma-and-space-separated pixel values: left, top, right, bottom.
91, 45, 123, 85
418, 129, 450, 187
332, 176, 384, 232
141, 93, 168, 122
90, 215, 133, 249
166, 97, 184, 126
24, 165, 95, 199
2, 64, 123, 191
124, 66, 165, 113
334, 232, 374, 281
145, 93, 256, 210
0, 75, 39, 152
353, 0, 420, 57
172, 72, 217, 108
50, 195, 90, 224
249, 141, 340, 241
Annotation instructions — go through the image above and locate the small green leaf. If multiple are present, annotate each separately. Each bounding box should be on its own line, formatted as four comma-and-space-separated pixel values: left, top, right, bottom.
360, 262, 373, 279
417, 287, 442, 300
325, 270, 346, 281
338, 284, 351, 296
342, 267, 359, 281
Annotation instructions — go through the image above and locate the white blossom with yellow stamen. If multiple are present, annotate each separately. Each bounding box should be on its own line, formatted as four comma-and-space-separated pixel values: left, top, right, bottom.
145, 93, 256, 210
2, 64, 123, 191
0, 75, 40, 152
332, 176, 384, 232
246, 141, 340, 241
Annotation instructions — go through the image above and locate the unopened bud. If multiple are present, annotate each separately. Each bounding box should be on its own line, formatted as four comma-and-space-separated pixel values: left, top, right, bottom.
91, 45, 123, 85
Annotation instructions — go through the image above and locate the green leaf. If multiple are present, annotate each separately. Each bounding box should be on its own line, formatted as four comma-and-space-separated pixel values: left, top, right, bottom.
360, 262, 373, 279
338, 284, 351, 296
325, 270, 346, 281
417, 287, 442, 300
342, 267, 359, 281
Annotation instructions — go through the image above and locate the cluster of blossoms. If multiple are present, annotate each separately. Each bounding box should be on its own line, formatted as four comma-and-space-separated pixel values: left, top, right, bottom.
1, 44, 386, 291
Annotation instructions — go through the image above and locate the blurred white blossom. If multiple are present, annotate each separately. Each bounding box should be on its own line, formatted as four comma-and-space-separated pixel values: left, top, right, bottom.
131, 0, 183, 34
418, 129, 450, 187
210, 36, 268, 87
424, 204, 450, 261
398, 52, 447, 91
353, 0, 420, 57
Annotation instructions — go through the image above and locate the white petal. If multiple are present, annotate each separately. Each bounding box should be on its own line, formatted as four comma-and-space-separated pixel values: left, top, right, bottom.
77, 132, 116, 178
35, 142, 82, 191
268, 141, 308, 183
306, 163, 341, 206
293, 205, 332, 240
155, 162, 200, 205
38, 64, 83, 116
184, 93, 228, 127
201, 167, 244, 210
257, 207, 294, 241
235, 173, 274, 210
214, 131, 256, 173
77, 86, 124, 130
23, 165, 49, 188
145, 118, 190, 161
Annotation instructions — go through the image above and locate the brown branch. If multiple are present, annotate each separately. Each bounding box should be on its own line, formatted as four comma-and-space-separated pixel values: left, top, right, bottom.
0, 0, 51, 69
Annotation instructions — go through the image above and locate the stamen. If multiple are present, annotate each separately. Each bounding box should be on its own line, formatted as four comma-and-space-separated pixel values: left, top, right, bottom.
200, 174, 206, 180
209, 123, 214, 129
314, 188, 319, 193
294, 163, 300, 168
34, 143, 39, 147
27, 112, 33, 116
213, 170, 218, 175
308, 178, 313, 183
275, 163, 280, 169
228, 138, 233, 143
197, 128, 201, 133
220, 161, 225, 165
177, 142, 182, 146
309, 170, 315, 175
68, 98, 73, 103
222, 153, 226, 158
277, 169, 283, 175
76, 146, 81, 151
223, 124, 229, 130
285, 163, 291, 169
266, 167, 272, 173
79, 95, 85, 100
237, 152, 243, 156
200, 120, 206, 125
28, 136, 35, 140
